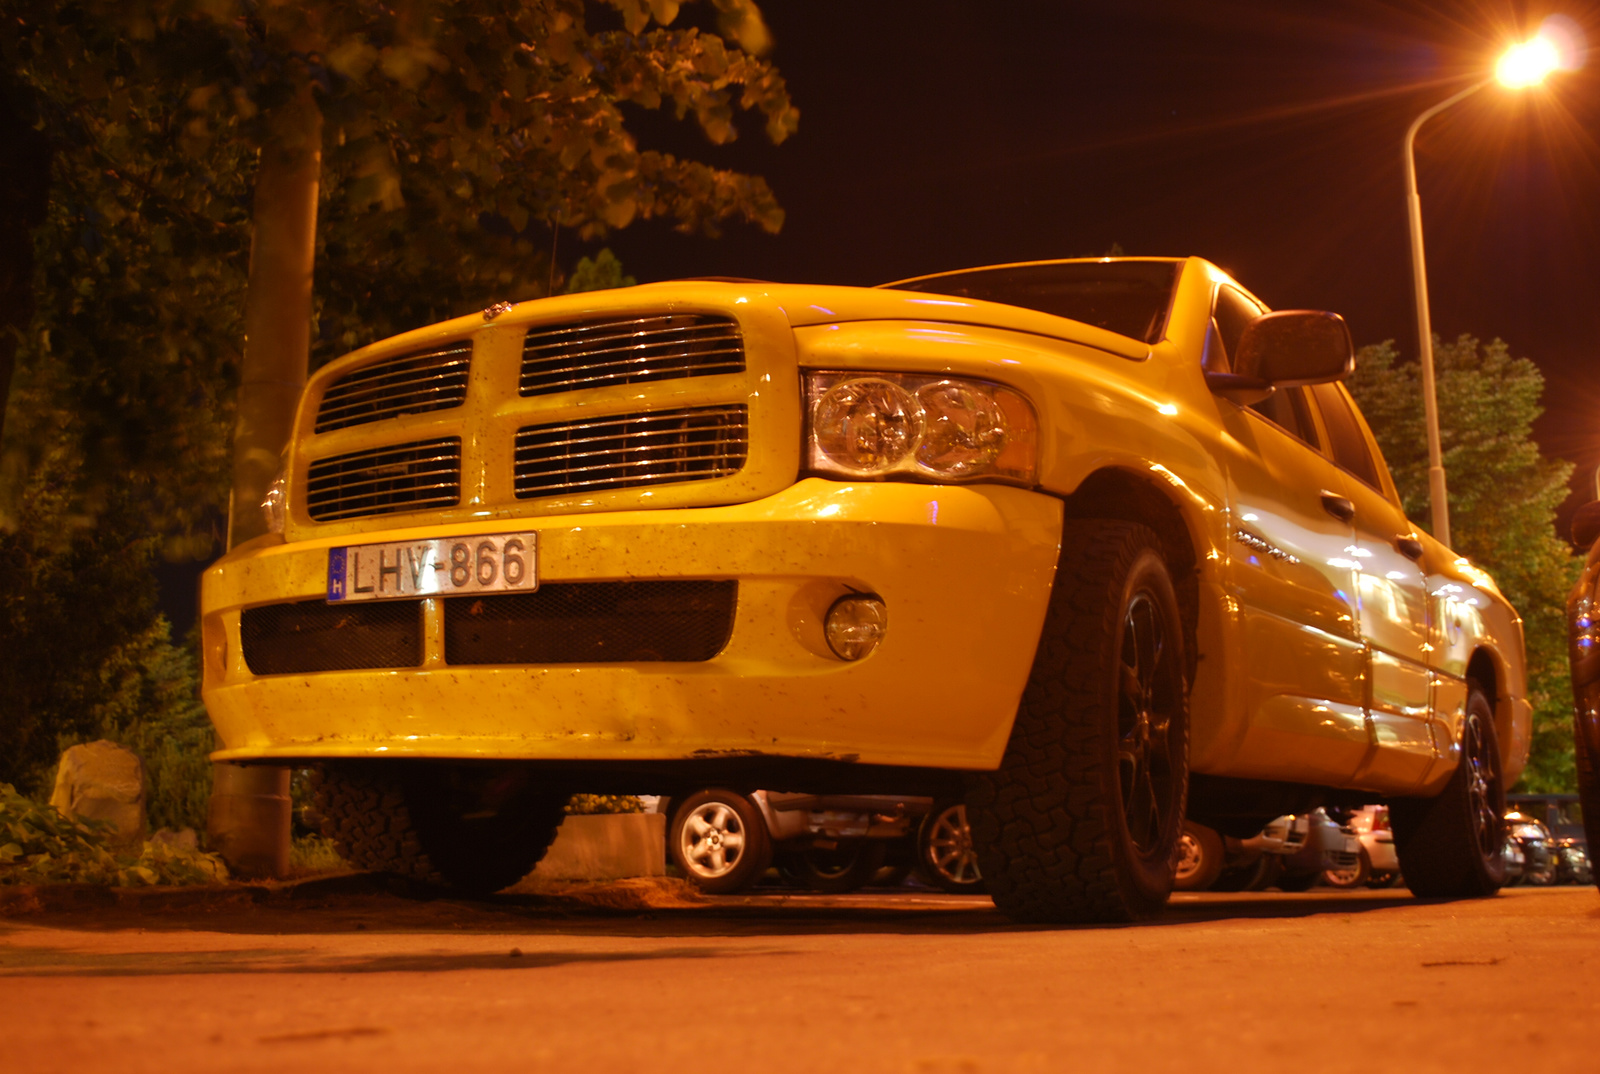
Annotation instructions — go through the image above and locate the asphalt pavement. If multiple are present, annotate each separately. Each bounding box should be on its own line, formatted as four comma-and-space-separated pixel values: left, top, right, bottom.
2, 882, 1597, 1073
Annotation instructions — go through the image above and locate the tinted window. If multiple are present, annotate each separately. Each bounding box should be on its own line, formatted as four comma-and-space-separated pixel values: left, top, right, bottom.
1249, 386, 1320, 449
884, 261, 1179, 344
1213, 286, 1261, 369
1309, 383, 1381, 489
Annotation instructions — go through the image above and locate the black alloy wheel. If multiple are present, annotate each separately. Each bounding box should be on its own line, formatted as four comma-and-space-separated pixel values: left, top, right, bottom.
1118, 590, 1183, 857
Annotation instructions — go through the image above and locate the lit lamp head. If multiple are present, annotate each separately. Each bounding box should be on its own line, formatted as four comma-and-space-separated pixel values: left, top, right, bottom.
1496, 16, 1586, 89
1496, 37, 1561, 87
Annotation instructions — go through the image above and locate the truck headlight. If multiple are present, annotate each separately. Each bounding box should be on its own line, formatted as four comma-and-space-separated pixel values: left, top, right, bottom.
805, 371, 1036, 483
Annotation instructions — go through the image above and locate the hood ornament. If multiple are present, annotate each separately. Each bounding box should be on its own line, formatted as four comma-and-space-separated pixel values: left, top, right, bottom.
482, 301, 515, 321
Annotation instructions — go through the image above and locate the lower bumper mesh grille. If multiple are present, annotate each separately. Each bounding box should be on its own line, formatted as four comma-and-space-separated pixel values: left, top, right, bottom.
240, 600, 423, 674
444, 581, 737, 665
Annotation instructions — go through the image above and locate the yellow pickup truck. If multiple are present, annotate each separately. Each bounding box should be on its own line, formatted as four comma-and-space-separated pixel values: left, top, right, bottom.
200, 257, 1528, 921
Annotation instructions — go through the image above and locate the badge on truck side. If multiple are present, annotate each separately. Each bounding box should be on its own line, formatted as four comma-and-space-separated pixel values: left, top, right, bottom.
327, 533, 538, 602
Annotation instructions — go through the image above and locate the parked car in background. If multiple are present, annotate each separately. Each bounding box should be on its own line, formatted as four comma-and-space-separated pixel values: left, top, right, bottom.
202, 256, 1531, 921
658, 789, 932, 894
1507, 793, 1590, 886
1324, 805, 1400, 889
1175, 810, 1360, 891
1502, 811, 1555, 886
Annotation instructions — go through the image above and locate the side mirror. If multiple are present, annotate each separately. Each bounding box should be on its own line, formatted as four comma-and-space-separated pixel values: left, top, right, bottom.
1233, 310, 1355, 386
1573, 500, 1600, 549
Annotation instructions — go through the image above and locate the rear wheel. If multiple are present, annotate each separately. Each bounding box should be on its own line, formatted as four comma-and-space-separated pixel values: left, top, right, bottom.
780, 840, 889, 894
1391, 683, 1507, 897
667, 789, 772, 894
967, 521, 1190, 923
1322, 845, 1372, 889
313, 763, 566, 895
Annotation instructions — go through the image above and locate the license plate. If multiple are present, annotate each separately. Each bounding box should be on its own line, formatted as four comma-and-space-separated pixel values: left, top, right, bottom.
327, 533, 538, 603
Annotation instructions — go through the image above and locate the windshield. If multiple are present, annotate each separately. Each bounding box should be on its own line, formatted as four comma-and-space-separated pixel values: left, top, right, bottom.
881, 260, 1179, 344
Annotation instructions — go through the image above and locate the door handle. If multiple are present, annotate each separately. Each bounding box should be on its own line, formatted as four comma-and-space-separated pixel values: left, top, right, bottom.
1319, 492, 1355, 523
1395, 536, 1424, 561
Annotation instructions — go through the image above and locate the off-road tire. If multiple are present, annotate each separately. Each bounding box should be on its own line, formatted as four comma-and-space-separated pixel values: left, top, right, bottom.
1390, 682, 1507, 898
967, 520, 1190, 923
1578, 726, 1600, 894
313, 763, 566, 895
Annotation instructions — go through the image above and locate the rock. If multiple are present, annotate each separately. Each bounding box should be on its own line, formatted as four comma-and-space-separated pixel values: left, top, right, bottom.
150, 828, 200, 851
50, 741, 147, 847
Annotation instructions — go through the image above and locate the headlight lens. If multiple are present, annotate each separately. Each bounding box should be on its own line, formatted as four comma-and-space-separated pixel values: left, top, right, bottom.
805, 371, 1036, 483
261, 469, 288, 534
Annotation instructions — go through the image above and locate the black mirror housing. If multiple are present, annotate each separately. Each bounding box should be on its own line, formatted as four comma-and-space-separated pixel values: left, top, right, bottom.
1233, 310, 1355, 386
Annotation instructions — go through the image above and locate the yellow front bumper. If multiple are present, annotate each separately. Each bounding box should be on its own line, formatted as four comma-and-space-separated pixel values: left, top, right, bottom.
201, 479, 1064, 770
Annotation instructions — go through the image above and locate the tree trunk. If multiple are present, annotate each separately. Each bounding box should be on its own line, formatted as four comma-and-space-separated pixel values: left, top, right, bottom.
227, 85, 322, 549
215, 86, 321, 882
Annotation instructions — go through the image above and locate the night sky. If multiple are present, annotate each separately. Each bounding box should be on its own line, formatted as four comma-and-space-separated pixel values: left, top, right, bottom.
603, 0, 1600, 523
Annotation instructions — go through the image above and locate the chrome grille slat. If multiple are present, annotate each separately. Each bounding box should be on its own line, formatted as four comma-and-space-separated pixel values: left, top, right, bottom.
315, 343, 471, 432
514, 406, 748, 499
520, 314, 744, 397
306, 438, 462, 521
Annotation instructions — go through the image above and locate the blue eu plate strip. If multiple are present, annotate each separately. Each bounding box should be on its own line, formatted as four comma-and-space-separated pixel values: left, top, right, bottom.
326, 547, 347, 602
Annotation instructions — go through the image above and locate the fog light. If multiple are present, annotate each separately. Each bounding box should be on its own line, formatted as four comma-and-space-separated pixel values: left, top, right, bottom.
825, 594, 887, 661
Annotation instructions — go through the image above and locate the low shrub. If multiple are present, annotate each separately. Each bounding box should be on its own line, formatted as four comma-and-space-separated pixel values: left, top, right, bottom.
0, 783, 227, 886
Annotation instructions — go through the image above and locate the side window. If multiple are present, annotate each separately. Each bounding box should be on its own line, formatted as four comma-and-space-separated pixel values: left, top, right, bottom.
1309, 383, 1381, 489
1250, 386, 1321, 450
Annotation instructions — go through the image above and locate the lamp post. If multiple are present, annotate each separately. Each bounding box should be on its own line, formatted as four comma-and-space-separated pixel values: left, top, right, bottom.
1403, 36, 1566, 549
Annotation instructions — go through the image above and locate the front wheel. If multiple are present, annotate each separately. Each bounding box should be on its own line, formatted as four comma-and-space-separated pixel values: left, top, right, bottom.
967, 520, 1190, 923
916, 802, 985, 894
1391, 683, 1507, 898
667, 789, 772, 894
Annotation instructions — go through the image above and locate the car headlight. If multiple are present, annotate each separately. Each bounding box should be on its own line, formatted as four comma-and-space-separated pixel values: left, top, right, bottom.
804, 371, 1037, 483
261, 467, 288, 535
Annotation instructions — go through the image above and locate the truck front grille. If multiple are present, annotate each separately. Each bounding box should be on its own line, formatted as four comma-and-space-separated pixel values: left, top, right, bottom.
240, 600, 422, 674
513, 406, 747, 499
444, 581, 737, 664
520, 313, 743, 397
306, 438, 461, 521
315, 342, 471, 432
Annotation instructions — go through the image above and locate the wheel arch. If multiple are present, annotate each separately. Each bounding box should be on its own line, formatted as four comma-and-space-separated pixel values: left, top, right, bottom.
1466, 645, 1522, 780
1058, 466, 1205, 677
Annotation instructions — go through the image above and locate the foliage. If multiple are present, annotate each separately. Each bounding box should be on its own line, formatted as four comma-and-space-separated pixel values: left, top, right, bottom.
565, 794, 644, 814
0, 440, 164, 793
86, 618, 216, 833
0, 2, 794, 808
1347, 335, 1579, 791
288, 833, 347, 877
0, 782, 228, 886
565, 248, 637, 294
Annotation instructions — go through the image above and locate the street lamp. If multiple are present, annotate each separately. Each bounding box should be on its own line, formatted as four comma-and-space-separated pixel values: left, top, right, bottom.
1403, 31, 1567, 549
